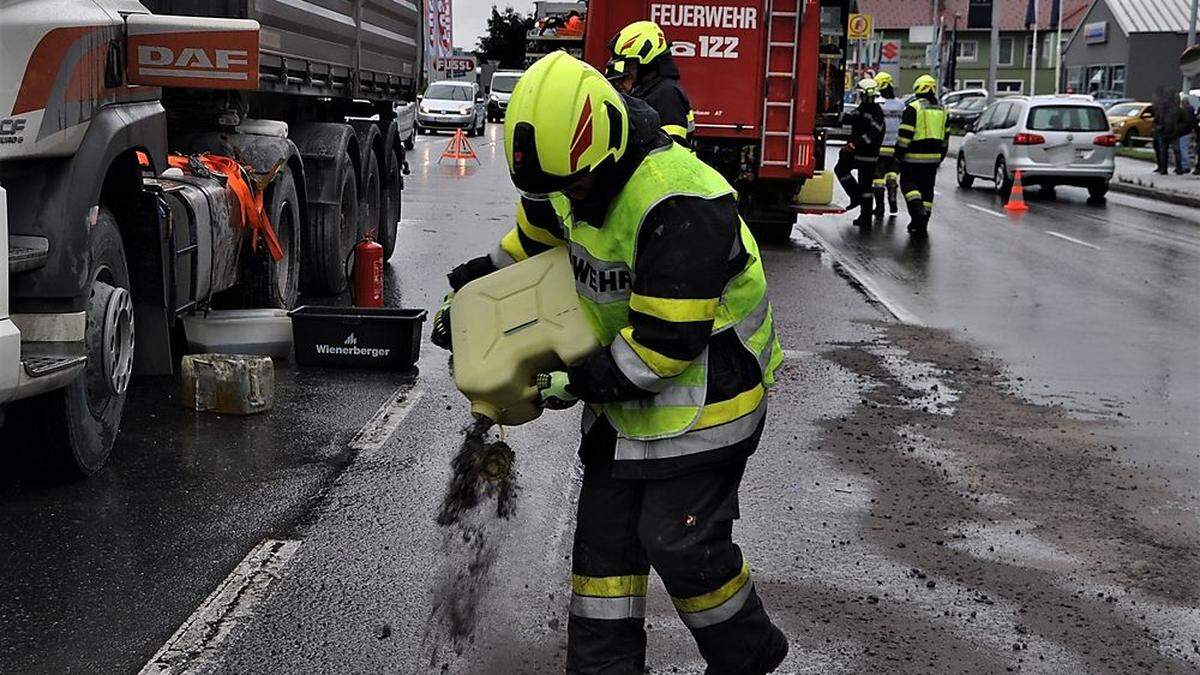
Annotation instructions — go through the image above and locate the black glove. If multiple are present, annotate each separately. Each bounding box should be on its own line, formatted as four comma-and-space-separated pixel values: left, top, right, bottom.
430, 292, 453, 350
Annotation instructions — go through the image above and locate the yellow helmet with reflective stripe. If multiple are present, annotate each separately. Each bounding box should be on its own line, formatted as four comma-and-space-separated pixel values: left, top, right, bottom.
874, 71, 894, 88
914, 74, 937, 94
504, 52, 629, 196
610, 20, 669, 65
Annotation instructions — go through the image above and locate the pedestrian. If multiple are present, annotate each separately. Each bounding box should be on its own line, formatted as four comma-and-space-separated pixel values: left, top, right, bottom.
604, 20, 695, 148
835, 77, 885, 227
431, 52, 789, 674
896, 74, 949, 234
1152, 87, 1186, 175
1178, 94, 1197, 174
872, 71, 905, 217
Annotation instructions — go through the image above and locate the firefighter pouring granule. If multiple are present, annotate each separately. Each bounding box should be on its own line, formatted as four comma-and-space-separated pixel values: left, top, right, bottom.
872, 71, 904, 218
430, 52, 789, 674
896, 74, 949, 234
603, 20, 696, 148
835, 78, 885, 227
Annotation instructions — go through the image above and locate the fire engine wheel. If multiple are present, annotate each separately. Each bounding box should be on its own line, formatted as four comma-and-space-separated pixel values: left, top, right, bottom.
381, 143, 403, 261
5, 208, 132, 477
249, 168, 301, 308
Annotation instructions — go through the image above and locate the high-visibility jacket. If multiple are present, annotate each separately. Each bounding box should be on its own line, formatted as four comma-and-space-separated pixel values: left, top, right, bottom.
633, 75, 696, 148
896, 97, 948, 164
492, 143, 783, 465
877, 96, 906, 156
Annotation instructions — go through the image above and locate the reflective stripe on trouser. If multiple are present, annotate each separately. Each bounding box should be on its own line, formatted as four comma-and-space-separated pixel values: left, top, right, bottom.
900, 163, 937, 224
568, 454, 781, 674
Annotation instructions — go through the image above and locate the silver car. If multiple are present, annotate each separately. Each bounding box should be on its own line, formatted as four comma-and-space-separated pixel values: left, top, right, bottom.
957, 95, 1116, 201
417, 81, 487, 136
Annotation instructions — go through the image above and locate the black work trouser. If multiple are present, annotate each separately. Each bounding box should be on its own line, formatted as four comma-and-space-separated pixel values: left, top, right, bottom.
834, 151, 878, 216
900, 161, 939, 228
566, 457, 778, 674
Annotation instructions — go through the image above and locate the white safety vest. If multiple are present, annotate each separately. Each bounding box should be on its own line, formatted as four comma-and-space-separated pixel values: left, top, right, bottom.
878, 96, 906, 148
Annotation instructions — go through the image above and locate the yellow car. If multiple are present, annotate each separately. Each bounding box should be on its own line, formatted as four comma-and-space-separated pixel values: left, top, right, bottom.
1107, 102, 1155, 146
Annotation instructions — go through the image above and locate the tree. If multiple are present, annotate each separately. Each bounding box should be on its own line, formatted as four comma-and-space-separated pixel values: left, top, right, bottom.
476, 6, 534, 69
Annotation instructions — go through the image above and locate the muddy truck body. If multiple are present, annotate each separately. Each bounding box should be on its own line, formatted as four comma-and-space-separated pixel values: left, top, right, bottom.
0, 0, 420, 474
583, 0, 850, 242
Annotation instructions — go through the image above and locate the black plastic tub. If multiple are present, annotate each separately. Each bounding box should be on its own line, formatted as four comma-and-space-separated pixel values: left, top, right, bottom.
289, 306, 427, 370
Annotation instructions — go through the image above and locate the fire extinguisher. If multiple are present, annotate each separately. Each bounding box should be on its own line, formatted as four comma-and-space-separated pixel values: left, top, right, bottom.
348, 233, 384, 307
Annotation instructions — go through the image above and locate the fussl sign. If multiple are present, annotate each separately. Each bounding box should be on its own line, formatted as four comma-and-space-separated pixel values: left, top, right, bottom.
437, 56, 476, 72
847, 13, 873, 41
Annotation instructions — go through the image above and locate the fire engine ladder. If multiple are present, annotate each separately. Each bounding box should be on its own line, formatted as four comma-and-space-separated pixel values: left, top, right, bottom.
760, 0, 803, 170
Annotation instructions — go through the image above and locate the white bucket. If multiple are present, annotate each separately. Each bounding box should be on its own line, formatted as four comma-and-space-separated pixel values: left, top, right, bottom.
182, 309, 293, 359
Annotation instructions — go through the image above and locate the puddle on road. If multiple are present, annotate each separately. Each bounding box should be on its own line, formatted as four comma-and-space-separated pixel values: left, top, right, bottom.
423, 417, 519, 670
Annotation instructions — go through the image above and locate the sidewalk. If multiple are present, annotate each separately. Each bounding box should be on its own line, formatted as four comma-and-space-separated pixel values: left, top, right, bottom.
1111, 152, 1200, 208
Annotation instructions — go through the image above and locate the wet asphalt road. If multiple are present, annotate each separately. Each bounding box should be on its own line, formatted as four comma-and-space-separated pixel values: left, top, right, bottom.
802, 139, 1200, 484
0, 125, 1197, 674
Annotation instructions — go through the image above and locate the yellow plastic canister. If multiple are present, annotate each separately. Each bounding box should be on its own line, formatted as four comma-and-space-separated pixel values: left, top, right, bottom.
450, 247, 598, 425
795, 170, 835, 205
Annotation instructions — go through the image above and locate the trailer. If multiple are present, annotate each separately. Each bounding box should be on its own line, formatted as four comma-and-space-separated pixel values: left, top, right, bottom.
0, 0, 420, 474
583, 0, 850, 241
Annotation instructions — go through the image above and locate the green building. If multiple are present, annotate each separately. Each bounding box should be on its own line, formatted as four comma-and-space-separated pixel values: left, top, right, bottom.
852, 0, 1089, 95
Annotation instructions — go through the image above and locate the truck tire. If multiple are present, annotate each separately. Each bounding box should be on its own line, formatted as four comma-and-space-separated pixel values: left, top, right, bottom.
360, 149, 383, 242
5, 208, 133, 477
304, 153, 359, 295
746, 213, 796, 245
381, 140, 404, 261
249, 168, 301, 308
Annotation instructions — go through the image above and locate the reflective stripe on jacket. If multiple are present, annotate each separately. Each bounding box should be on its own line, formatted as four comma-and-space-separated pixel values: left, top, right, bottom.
896, 98, 948, 164
563, 143, 783, 459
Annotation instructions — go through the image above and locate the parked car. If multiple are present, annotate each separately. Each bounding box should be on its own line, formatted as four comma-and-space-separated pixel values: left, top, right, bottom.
948, 96, 989, 132
1091, 89, 1130, 109
417, 81, 487, 136
487, 70, 524, 122
943, 88, 989, 109
1106, 101, 1155, 146
957, 95, 1116, 201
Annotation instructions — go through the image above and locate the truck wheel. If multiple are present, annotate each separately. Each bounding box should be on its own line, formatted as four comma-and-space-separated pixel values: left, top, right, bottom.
6, 208, 133, 477
305, 156, 359, 295
381, 143, 404, 260
249, 168, 301, 308
1087, 180, 1109, 202
360, 150, 383, 243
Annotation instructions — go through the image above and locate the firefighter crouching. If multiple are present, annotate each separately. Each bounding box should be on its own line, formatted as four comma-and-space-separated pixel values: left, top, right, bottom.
896, 74, 950, 234
835, 78, 885, 227
872, 71, 904, 217
430, 52, 788, 674
604, 20, 696, 148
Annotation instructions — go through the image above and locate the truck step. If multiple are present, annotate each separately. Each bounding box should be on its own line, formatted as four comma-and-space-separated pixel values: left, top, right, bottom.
9, 236, 49, 274
22, 354, 87, 378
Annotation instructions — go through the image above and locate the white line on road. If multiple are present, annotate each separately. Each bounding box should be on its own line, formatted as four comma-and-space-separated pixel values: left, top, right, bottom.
782, 349, 814, 360
1046, 231, 1101, 250
139, 539, 302, 675
966, 203, 1007, 218
349, 387, 424, 451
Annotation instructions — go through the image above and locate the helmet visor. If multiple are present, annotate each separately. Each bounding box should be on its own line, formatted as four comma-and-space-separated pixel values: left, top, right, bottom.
509, 121, 593, 197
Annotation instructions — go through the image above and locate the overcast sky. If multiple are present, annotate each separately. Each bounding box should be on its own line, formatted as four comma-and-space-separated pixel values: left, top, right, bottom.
454, 0, 536, 51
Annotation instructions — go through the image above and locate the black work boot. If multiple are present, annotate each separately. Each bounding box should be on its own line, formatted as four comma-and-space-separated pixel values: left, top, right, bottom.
873, 188, 885, 218
888, 185, 899, 214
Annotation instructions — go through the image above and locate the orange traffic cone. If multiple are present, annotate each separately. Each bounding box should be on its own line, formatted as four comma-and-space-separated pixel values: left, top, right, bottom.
1004, 170, 1028, 212
438, 129, 479, 165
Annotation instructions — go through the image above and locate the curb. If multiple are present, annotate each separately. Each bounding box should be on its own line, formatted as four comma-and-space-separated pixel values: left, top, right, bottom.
1111, 179, 1200, 209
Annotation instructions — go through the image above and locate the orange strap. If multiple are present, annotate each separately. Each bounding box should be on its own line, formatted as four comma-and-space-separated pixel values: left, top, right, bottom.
168, 153, 285, 261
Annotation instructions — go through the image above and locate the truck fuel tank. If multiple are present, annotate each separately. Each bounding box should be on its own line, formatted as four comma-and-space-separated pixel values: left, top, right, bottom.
450, 247, 598, 426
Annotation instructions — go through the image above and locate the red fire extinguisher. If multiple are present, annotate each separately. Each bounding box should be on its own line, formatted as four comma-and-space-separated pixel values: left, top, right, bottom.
351, 233, 384, 307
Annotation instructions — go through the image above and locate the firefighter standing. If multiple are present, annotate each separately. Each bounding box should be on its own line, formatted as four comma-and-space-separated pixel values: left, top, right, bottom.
896, 74, 949, 234
835, 78, 885, 227
604, 20, 696, 147
872, 72, 905, 217
431, 52, 788, 674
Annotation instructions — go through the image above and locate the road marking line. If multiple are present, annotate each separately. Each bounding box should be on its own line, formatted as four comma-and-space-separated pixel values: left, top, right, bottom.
795, 222, 924, 326
966, 203, 1006, 218
139, 539, 301, 675
349, 386, 424, 451
1046, 231, 1101, 250
782, 349, 814, 360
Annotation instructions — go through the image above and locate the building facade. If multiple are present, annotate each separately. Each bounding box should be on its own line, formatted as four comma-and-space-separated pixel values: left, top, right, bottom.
853, 0, 1088, 95
1062, 0, 1194, 101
